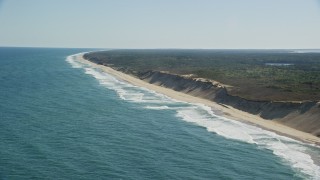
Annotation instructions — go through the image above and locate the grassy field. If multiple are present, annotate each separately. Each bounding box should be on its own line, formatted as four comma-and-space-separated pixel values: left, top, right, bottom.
84, 49, 320, 101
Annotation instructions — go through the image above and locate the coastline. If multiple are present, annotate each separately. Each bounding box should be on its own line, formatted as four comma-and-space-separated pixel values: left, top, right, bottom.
76, 54, 320, 146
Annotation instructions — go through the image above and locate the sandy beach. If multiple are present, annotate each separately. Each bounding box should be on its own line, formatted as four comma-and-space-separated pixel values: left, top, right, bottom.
77, 54, 320, 146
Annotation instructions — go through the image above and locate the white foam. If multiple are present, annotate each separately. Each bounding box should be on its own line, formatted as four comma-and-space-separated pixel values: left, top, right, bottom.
66, 55, 83, 68
144, 105, 171, 110
75, 63, 173, 105
67, 53, 320, 178
176, 106, 255, 144
176, 104, 320, 178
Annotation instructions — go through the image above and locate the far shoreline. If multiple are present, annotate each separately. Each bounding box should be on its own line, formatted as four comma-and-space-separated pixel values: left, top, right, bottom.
76, 54, 320, 147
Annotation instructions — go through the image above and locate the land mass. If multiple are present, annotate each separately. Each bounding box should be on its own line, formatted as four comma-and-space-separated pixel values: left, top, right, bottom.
84, 49, 320, 101
81, 49, 320, 144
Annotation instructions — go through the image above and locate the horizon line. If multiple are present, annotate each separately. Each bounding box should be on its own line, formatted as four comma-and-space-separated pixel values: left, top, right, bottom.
1, 46, 320, 50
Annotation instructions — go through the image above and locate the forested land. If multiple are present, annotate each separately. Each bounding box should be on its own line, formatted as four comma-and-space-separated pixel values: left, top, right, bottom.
84, 49, 320, 101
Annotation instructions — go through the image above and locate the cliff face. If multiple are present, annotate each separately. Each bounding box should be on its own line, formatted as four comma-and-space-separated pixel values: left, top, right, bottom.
136, 70, 320, 137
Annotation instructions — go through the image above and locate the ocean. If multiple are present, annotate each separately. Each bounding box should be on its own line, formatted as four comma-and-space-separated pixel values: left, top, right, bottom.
0, 47, 319, 179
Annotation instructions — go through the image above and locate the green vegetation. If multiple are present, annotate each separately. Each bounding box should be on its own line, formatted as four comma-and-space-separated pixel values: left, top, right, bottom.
84, 49, 320, 101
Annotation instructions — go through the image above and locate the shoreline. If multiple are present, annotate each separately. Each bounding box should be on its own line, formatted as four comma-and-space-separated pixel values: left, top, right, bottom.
76, 54, 320, 146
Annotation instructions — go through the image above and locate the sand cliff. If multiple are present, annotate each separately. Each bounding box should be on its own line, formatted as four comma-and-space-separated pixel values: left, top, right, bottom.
82, 53, 320, 143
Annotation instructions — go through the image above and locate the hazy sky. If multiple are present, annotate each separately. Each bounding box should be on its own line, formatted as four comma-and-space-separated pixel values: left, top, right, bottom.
0, 0, 320, 49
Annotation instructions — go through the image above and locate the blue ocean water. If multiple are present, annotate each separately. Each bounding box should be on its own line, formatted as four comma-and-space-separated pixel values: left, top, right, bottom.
0, 47, 319, 179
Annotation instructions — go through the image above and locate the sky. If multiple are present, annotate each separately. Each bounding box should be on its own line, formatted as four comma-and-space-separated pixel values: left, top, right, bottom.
0, 0, 320, 49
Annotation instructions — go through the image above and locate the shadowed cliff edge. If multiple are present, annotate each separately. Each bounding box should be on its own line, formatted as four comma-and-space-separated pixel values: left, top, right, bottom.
83, 52, 320, 138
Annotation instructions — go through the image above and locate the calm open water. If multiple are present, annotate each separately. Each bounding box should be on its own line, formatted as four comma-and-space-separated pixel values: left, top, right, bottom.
0, 47, 319, 179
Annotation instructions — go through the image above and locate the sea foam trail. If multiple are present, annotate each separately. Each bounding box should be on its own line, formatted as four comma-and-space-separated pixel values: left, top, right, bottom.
176, 104, 320, 178
65, 53, 83, 68
67, 54, 320, 179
